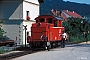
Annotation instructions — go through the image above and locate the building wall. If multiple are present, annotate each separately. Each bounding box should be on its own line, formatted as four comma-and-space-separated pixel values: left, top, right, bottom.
23, 20, 35, 44
2, 20, 23, 45
2, 20, 36, 45
0, 0, 39, 20
23, 1, 39, 20
22, 1, 39, 44
0, 0, 39, 45
0, 1, 23, 20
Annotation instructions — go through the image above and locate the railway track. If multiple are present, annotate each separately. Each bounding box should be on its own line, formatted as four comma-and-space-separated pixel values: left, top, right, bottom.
0, 51, 31, 60
0, 45, 61, 60
0, 47, 42, 60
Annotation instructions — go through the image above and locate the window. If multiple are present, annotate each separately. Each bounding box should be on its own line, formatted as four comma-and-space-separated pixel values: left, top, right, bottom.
27, 11, 29, 16
26, 11, 30, 20
54, 20, 57, 27
40, 18, 45, 22
36, 20, 38, 23
48, 18, 52, 23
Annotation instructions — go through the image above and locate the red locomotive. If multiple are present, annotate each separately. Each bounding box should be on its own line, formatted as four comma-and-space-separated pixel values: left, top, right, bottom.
27, 15, 66, 50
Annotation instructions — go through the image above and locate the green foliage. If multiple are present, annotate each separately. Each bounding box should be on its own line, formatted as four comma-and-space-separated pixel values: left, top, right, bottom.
88, 34, 90, 41
63, 18, 90, 42
0, 20, 6, 37
0, 46, 12, 54
0, 28, 5, 37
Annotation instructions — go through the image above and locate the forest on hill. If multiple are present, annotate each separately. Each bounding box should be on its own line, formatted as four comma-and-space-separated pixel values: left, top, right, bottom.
40, 0, 90, 17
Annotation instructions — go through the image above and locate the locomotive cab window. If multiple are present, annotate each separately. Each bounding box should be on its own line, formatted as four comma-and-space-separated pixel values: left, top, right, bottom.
48, 18, 52, 24
36, 20, 38, 23
54, 20, 57, 27
40, 18, 45, 22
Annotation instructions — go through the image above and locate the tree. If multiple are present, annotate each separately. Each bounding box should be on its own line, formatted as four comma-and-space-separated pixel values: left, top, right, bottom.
0, 20, 6, 37
63, 18, 90, 42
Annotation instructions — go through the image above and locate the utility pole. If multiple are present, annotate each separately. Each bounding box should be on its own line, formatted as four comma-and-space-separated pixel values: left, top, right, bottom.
23, 25, 27, 47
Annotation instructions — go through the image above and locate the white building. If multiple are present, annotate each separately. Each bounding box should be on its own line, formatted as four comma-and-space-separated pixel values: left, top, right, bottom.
0, 0, 40, 45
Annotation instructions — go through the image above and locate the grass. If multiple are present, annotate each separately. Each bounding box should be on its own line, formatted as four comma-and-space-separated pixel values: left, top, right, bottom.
68, 34, 90, 43
0, 46, 15, 54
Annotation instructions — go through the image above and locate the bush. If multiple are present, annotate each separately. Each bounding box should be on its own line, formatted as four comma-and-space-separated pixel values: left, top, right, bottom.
0, 46, 12, 54
63, 18, 90, 43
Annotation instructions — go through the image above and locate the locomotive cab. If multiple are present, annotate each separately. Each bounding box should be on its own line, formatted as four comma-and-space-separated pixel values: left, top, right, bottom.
28, 15, 65, 50
35, 15, 62, 27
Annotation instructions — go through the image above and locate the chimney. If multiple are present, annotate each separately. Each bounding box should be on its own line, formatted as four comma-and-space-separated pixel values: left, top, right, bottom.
73, 11, 74, 13
67, 10, 68, 12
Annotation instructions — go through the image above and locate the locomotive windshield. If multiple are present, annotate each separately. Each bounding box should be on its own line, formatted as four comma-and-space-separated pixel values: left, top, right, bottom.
36, 20, 38, 23
40, 18, 45, 22
54, 20, 57, 27
48, 18, 52, 24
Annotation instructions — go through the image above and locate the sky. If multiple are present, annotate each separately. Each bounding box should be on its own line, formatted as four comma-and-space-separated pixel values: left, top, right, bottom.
63, 0, 90, 4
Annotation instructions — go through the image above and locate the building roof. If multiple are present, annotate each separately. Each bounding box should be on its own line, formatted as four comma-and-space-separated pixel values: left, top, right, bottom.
63, 10, 83, 18
50, 9, 83, 21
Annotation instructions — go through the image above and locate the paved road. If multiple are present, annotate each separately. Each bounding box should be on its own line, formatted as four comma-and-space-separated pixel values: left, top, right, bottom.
12, 43, 90, 60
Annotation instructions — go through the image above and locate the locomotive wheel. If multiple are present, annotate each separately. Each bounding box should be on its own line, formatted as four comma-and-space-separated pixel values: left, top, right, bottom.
57, 42, 61, 47
29, 43, 33, 49
52, 43, 56, 48
43, 44, 47, 50
61, 40, 65, 48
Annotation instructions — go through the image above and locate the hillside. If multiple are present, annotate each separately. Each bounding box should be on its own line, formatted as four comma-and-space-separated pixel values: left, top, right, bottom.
40, 0, 90, 16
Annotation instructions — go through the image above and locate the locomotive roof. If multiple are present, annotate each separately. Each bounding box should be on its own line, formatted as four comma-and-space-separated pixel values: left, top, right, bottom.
35, 15, 62, 20
55, 17, 62, 20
